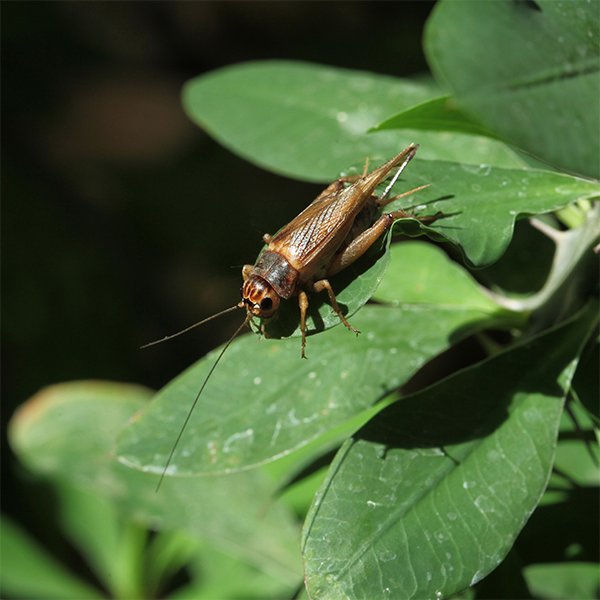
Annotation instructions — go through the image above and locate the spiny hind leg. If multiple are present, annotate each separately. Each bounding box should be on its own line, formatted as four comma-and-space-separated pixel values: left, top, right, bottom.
326, 210, 399, 277
327, 203, 442, 278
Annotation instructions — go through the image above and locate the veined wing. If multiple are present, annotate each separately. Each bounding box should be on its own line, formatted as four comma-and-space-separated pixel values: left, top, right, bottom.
268, 145, 420, 271
269, 186, 365, 269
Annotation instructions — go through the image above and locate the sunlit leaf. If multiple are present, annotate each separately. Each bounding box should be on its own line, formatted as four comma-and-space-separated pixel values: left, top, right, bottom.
370, 95, 504, 141
425, 0, 600, 178
183, 60, 525, 180
302, 303, 598, 600
523, 562, 600, 600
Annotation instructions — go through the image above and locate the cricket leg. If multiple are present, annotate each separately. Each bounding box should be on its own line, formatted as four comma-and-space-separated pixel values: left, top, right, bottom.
328, 192, 442, 278
314, 179, 346, 201
377, 184, 430, 209
377, 184, 442, 224
313, 159, 370, 201
310, 279, 360, 336
298, 289, 309, 359
327, 212, 401, 277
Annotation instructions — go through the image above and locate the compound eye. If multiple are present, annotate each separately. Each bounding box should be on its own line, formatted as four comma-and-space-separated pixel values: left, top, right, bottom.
260, 298, 273, 312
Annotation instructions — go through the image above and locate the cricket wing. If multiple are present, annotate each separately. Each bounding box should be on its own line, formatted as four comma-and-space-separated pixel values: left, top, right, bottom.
268, 145, 420, 274
268, 188, 360, 272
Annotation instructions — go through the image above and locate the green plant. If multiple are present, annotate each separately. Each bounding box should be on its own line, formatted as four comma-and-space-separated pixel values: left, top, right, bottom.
6, 2, 599, 599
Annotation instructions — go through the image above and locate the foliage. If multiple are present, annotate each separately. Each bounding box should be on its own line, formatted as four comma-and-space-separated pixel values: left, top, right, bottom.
6, 1, 599, 599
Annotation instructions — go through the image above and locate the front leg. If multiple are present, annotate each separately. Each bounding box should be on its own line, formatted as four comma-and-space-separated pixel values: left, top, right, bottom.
298, 289, 309, 359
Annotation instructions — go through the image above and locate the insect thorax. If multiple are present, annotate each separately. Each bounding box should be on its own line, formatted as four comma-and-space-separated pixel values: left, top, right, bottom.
251, 250, 299, 299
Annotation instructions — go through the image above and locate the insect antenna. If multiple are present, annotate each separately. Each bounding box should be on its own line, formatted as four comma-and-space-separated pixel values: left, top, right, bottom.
155, 312, 252, 492
141, 303, 242, 349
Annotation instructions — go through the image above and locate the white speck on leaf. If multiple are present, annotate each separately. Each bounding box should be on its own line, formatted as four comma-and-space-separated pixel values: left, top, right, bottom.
379, 550, 396, 562
223, 428, 254, 453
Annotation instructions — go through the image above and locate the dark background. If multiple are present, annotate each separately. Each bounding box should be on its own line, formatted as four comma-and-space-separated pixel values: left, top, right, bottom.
2, 0, 436, 577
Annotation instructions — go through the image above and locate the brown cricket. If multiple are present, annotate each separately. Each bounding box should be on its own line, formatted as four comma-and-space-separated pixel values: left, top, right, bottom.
150, 143, 436, 487
240, 143, 435, 357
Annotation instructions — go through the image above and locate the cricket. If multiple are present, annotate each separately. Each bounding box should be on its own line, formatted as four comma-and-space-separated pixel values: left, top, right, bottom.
148, 143, 438, 488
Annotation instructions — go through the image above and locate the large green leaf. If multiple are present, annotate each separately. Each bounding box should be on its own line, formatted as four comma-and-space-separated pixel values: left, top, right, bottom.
373, 241, 512, 311
301, 303, 598, 600
183, 60, 524, 181
384, 160, 598, 268
8, 382, 302, 588
116, 306, 493, 477
116, 241, 519, 477
425, 0, 600, 178
370, 95, 505, 141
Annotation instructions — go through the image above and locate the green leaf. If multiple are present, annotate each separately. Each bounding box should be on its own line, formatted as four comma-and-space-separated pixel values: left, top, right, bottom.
116, 306, 495, 476
169, 543, 296, 600
473, 219, 557, 297
388, 159, 598, 268
554, 438, 599, 487
373, 241, 510, 314
301, 302, 598, 600
425, 0, 600, 178
0, 514, 104, 600
8, 382, 302, 588
145, 530, 200, 598
116, 240, 514, 477
183, 60, 524, 181
370, 95, 505, 141
523, 562, 600, 600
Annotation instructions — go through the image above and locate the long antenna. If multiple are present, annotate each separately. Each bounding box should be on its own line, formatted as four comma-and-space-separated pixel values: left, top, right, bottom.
155, 313, 251, 492
141, 303, 242, 348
